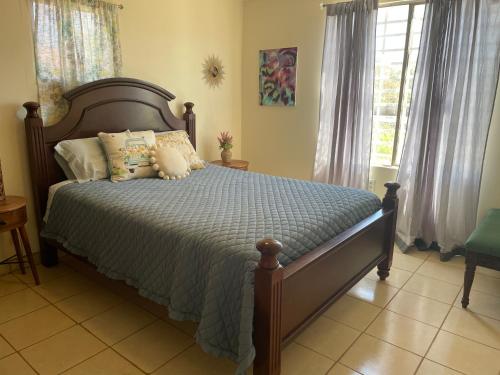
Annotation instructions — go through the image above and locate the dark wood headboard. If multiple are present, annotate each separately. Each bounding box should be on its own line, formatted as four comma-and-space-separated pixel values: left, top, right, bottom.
23, 77, 196, 230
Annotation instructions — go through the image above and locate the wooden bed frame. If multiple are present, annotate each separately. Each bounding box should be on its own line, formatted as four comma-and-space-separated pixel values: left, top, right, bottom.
23, 78, 399, 375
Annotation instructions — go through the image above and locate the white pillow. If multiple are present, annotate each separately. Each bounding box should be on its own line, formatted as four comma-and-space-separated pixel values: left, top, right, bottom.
151, 146, 191, 180
155, 130, 205, 170
54, 137, 109, 182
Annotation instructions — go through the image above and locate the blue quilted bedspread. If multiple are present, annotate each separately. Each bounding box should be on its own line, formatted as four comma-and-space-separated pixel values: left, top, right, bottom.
42, 165, 380, 372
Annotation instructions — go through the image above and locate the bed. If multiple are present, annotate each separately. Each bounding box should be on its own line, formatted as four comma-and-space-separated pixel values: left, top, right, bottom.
23, 77, 399, 375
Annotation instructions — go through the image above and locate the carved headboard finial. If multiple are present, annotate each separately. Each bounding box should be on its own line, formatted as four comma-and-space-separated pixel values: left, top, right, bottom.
23, 102, 41, 119
184, 102, 194, 114
382, 182, 401, 210
256, 238, 283, 270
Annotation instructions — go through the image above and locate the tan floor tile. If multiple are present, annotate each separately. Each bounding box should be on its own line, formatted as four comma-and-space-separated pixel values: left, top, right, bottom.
403, 273, 461, 304
387, 290, 450, 327
295, 316, 360, 360
323, 295, 381, 331
0, 289, 48, 324
472, 273, 500, 297
366, 310, 438, 356
14, 263, 74, 285
33, 273, 94, 303
327, 363, 361, 375
82, 303, 156, 345
399, 246, 431, 260
113, 320, 193, 373
21, 325, 106, 375
0, 353, 36, 375
282, 342, 334, 375
163, 317, 198, 337
476, 265, 500, 279
416, 359, 461, 375
63, 348, 144, 375
442, 307, 500, 349
455, 290, 500, 321
366, 266, 412, 288
341, 334, 421, 375
0, 305, 75, 350
427, 252, 465, 267
347, 278, 398, 307
0, 274, 27, 297
56, 288, 123, 322
0, 336, 14, 359
416, 260, 464, 285
427, 330, 500, 375
392, 252, 425, 272
153, 345, 236, 375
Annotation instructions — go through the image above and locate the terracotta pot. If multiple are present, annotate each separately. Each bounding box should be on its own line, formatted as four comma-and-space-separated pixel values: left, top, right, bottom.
0, 159, 5, 201
221, 149, 232, 164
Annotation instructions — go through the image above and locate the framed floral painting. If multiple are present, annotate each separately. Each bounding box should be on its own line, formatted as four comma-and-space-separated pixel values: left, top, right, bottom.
259, 47, 297, 106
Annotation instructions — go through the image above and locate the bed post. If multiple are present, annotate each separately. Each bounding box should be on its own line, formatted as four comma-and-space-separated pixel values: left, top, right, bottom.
377, 182, 400, 280
254, 238, 284, 375
183, 102, 196, 149
23, 102, 58, 267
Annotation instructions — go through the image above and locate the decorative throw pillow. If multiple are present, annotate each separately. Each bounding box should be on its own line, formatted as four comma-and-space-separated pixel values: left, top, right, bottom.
156, 130, 205, 170
98, 130, 156, 182
151, 146, 191, 180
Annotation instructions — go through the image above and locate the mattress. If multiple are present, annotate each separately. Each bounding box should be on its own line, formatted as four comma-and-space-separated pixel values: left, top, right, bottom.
42, 165, 381, 373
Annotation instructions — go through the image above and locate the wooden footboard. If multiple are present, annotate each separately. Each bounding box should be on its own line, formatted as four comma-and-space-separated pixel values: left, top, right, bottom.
253, 182, 400, 375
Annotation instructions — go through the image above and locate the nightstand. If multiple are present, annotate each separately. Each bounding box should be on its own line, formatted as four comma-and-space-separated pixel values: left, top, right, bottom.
211, 160, 249, 171
0, 196, 40, 285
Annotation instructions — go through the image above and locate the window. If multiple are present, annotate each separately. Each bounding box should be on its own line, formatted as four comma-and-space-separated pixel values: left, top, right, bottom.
370, 4, 425, 167
32, 0, 122, 125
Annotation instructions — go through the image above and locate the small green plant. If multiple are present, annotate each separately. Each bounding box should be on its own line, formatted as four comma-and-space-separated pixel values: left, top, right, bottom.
218, 131, 233, 150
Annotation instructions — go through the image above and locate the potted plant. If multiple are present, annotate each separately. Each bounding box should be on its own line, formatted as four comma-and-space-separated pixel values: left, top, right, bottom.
218, 131, 233, 164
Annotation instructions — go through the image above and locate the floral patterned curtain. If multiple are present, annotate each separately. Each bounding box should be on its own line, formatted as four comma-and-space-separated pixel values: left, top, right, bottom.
32, 0, 122, 125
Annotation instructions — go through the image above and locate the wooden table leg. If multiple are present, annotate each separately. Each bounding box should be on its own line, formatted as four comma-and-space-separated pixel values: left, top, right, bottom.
18, 226, 40, 285
10, 229, 26, 274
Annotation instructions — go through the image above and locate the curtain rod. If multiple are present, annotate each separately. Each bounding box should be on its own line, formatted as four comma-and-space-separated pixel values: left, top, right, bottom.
320, 0, 425, 8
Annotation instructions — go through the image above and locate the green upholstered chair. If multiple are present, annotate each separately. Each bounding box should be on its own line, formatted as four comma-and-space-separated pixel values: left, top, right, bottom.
462, 209, 500, 308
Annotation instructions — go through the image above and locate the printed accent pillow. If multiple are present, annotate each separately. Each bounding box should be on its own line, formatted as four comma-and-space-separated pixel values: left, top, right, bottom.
156, 130, 205, 170
98, 130, 156, 182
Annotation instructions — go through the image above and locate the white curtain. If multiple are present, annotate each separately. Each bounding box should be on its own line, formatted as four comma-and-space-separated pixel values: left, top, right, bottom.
396, 0, 500, 255
32, 0, 122, 125
313, 0, 377, 189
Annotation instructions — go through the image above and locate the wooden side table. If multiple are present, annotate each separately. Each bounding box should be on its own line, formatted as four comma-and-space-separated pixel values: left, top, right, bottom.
211, 160, 249, 171
0, 196, 40, 285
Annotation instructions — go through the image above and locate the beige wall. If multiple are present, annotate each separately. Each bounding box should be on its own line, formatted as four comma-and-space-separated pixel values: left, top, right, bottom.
242, 0, 325, 180
0, 0, 243, 266
120, 0, 243, 162
0, 0, 38, 271
242, 0, 500, 216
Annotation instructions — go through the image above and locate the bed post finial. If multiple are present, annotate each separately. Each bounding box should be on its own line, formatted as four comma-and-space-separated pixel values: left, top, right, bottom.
254, 238, 283, 375
183, 102, 196, 149
24, 102, 41, 119
382, 182, 400, 210
256, 239, 282, 270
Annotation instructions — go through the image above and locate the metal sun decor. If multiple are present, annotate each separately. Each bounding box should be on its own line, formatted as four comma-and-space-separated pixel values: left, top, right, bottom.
202, 55, 225, 88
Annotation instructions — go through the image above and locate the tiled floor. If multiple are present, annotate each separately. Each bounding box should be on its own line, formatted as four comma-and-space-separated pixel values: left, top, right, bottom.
0, 248, 499, 375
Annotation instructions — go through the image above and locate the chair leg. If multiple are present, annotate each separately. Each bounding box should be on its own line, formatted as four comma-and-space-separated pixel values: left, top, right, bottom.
10, 230, 25, 274
461, 253, 477, 308
18, 226, 40, 285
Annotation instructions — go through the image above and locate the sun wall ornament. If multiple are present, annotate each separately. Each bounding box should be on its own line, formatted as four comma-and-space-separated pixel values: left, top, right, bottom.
202, 55, 225, 88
